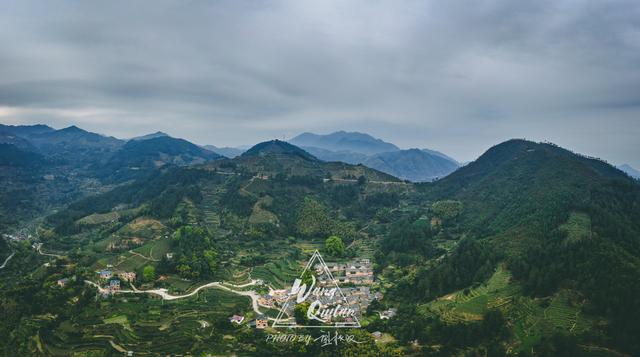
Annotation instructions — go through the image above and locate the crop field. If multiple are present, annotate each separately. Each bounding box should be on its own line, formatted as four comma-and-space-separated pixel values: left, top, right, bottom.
132, 237, 171, 260
76, 211, 120, 225
251, 258, 300, 288
560, 211, 591, 243
37, 289, 253, 356
421, 266, 599, 353
249, 196, 279, 225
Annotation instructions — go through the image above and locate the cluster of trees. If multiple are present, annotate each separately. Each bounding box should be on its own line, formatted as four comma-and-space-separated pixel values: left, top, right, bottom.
220, 182, 257, 216
430, 200, 463, 221
157, 226, 219, 280
295, 197, 356, 241
378, 216, 439, 266
386, 238, 500, 302
49, 168, 210, 234
370, 305, 509, 355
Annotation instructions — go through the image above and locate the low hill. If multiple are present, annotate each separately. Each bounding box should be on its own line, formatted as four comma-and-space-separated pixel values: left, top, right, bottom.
241, 140, 318, 161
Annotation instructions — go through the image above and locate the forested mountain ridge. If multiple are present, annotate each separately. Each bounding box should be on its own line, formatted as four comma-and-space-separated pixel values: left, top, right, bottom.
1, 135, 638, 356
241, 139, 319, 162
391, 139, 640, 353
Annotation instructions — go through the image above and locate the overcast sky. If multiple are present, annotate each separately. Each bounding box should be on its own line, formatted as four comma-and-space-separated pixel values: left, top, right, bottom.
0, 0, 638, 166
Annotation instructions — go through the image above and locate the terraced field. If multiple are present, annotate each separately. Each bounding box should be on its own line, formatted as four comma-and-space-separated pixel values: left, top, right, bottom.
38, 289, 253, 355
251, 258, 300, 289
198, 182, 226, 232
421, 266, 599, 353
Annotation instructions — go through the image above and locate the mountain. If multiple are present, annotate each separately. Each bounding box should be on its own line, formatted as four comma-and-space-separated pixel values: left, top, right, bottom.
129, 131, 169, 141
289, 131, 459, 181
0, 123, 54, 137
23, 126, 123, 165
0, 131, 39, 152
241, 139, 318, 162
98, 136, 222, 182
289, 131, 399, 155
6, 134, 639, 356
203, 145, 244, 158
422, 148, 459, 164
408, 139, 640, 351
297, 145, 369, 164
362, 148, 459, 182
0, 143, 48, 168
618, 163, 640, 179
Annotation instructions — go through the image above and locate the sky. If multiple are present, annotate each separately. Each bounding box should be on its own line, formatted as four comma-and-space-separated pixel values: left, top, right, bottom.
0, 0, 639, 166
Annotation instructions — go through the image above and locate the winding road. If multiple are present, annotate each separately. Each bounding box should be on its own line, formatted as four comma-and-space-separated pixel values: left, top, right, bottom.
34, 243, 63, 259
0, 252, 15, 269
85, 279, 276, 319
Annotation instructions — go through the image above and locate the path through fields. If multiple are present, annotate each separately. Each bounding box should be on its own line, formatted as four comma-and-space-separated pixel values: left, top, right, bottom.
85, 279, 276, 319
0, 252, 15, 269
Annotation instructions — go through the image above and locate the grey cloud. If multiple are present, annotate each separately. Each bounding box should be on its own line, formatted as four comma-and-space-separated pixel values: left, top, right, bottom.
0, 0, 638, 167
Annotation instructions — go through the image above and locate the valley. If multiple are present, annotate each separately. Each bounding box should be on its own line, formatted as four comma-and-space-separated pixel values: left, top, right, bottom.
0, 127, 639, 356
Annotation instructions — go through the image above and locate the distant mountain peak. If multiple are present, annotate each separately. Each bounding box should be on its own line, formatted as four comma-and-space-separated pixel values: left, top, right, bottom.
242, 139, 317, 161
618, 163, 640, 179
60, 125, 85, 133
289, 131, 399, 155
130, 131, 170, 141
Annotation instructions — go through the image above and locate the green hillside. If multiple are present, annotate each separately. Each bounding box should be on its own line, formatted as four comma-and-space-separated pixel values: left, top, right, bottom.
1, 138, 639, 356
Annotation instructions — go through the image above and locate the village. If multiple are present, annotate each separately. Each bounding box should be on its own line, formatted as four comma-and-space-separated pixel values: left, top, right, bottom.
229, 258, 395, 330
46, 246, 396, 336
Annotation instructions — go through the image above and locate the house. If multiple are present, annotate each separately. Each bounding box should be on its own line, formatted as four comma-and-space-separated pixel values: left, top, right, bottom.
256, 314, 269, 329
119, 271, 136, 282
258, 295, 274, 308
166, 253, 173, 260
98, 270, 112, 279
229, 315, 245, 324
271, 289, 289, 303
380, 308, 397, 320
372, 331, 382, 339
57, 278, 69, 287
109, 279, 121, 291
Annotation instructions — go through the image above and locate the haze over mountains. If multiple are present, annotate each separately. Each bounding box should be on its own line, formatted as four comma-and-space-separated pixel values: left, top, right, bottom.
288, 131, 460, 181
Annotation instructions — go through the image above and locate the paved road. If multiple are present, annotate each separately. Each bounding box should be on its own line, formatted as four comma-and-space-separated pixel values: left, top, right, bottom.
85, 279, 276, 318
35, 243, 63, 259
0, 252, 15, 269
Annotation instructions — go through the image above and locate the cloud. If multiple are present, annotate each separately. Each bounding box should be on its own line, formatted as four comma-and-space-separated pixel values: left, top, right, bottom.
0, 0, 638, 166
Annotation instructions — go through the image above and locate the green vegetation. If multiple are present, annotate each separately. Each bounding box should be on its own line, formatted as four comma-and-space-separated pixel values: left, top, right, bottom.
2, 138, 639, 355
324, 235, 345, 257
143, 265, 156, 282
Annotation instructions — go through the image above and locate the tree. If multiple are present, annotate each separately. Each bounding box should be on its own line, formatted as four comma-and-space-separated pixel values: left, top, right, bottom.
296, 197, 331, 236
294, 302, 310, 324
325, 236, 345, 257
431, 200, 463, 220
203, 249, 218, 272
143, 265, 156, 282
